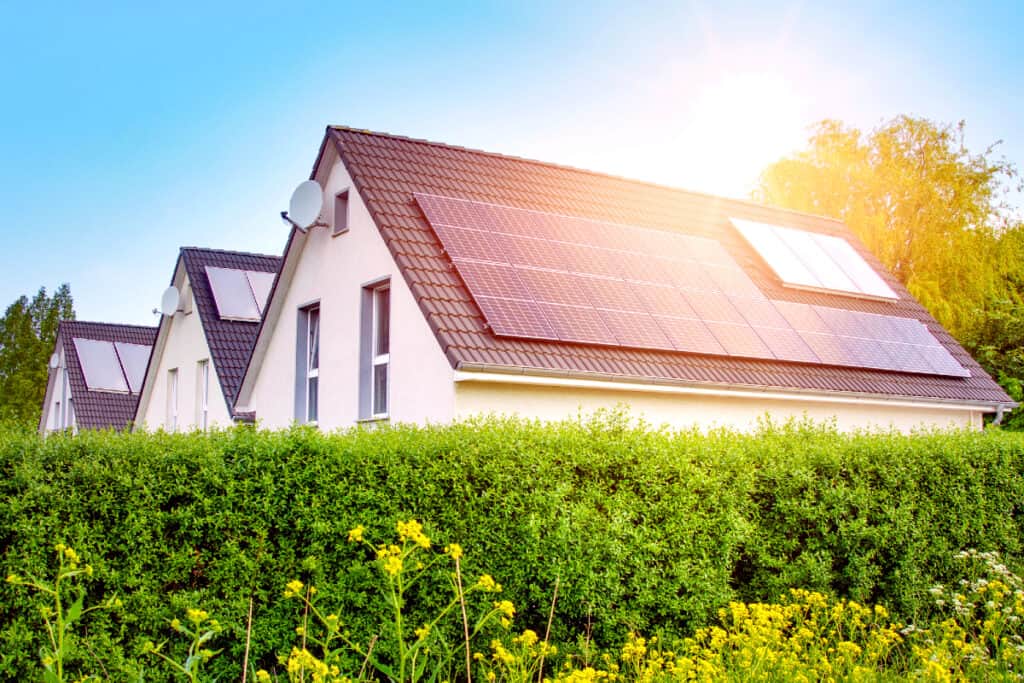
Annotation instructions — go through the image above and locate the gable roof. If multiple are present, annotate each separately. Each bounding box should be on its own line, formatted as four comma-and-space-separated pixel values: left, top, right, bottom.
178, 247, 282, 414
328, 126, 1013, 407
49, 321, 156, 431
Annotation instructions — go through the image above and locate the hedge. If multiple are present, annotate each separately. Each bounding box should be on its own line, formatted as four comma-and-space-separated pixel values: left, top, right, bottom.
2, 413, 1024, 680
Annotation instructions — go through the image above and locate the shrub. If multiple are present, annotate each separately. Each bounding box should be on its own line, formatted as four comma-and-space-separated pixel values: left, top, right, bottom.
3, 415, 1024, 680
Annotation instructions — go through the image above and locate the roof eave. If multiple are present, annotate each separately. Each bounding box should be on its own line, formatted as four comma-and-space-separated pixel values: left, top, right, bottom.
453, 362, 1016, 413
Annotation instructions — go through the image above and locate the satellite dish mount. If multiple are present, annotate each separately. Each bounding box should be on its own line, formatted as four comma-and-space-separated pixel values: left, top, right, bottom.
282, 180, 326, 232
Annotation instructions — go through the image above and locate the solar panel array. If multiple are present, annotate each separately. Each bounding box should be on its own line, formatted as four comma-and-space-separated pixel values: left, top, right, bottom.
730, 217, 898, 300
73, 338, 153, 393
205, 267, 276, 321
416, 193, 969, 378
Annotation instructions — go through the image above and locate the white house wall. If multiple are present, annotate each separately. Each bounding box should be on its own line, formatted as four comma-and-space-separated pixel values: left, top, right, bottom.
454, 376, 983, 432
40, 344, 72, 432
138, 274, 232, 431
243, 153, 455, 429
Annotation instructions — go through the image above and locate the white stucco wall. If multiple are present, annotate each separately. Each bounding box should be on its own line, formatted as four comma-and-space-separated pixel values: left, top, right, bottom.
454, 375, 984, 432
242, 152, 455, 429
137, 274, 232, 431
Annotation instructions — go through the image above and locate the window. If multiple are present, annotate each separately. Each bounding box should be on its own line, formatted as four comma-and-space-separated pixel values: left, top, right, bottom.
167, 368, 179, 431
360, 280, 390, 419
334, 189, 350, 235
54, 401, 61, 430
66, 398, 74, 430
295, 305, 320, 424
196, 359, 209, 430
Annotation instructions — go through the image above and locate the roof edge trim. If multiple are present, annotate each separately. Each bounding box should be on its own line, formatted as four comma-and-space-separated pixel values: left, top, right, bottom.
453, 365, 1015, 413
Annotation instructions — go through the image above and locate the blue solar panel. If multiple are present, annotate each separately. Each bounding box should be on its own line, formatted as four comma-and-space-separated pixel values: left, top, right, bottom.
598, 309, 674, 350
418, 193, 969, 378
706, 321, 774, 359
654, 315, 726, 355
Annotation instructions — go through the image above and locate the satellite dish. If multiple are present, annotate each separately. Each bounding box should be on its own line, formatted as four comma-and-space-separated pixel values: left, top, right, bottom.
288, 180, 323, 229
49, 353, 59, 369
160, 286, 180, 316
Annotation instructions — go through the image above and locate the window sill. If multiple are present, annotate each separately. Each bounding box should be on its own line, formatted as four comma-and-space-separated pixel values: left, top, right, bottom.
356, 416, 390, 425
331, 227, 350, 238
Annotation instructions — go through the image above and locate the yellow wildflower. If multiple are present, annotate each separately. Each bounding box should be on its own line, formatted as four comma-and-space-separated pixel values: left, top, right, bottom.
494, 600, 515, 618
284, 579, 305, 598
445, 543, 464, 560
383, 555, 403, 576
347, 525, 365, 543
255, 671, 271, 683
415, 624, 431, 641
476, 574, 501, 592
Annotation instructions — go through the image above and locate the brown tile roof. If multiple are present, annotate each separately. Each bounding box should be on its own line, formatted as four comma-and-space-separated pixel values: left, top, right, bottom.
57, 320, 157, 431
328, 126, 1011, 406
180, 248, 282, 414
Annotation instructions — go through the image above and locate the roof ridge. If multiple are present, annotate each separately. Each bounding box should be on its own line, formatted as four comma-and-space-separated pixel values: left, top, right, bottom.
329, 125, 847, 226
180, 246, 282, 260
62, 320, 157, 332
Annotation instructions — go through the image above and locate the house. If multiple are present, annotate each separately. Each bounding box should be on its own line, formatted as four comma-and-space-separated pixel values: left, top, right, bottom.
226, 126, 1013, 431
39, 320, 156, 433
133, 247, 281, 431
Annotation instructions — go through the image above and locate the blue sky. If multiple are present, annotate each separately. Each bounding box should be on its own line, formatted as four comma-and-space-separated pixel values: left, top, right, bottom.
1, 1, 1021, 326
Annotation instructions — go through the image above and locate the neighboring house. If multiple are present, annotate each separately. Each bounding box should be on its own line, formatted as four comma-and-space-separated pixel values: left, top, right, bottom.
134, 247, 281, 431
237, 127, 1013, 431
39, 321, 156, 433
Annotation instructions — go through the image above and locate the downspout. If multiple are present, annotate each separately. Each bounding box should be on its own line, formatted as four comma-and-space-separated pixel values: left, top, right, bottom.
992, 403, 1007, 426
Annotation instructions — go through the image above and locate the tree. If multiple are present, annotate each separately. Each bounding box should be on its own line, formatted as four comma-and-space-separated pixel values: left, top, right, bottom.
0, 284, 75, 425
756, 116, 1024, 426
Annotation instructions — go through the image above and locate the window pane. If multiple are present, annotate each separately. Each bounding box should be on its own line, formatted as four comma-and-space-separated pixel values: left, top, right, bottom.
373, 364, 388, 415
308, 308, 320, 371
375, 288, 390, 355
307, 376, 318, 422
334, 190, 349, 234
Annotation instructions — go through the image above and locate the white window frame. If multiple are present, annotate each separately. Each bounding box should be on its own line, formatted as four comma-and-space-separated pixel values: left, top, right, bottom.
196, 359, 209, 430
295, 304, 320, 425
371, 284, 390, 418
333, 189, 350, 236
167, 368, 179, 432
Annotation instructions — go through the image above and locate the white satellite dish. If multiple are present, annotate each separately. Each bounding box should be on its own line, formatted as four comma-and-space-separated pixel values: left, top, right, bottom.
288, 180, 323, 229
159, 286, 180, 316
49, 353, 60, 369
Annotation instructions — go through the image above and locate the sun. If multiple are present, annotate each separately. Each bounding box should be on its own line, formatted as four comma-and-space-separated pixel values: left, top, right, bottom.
673, 70, 808, 198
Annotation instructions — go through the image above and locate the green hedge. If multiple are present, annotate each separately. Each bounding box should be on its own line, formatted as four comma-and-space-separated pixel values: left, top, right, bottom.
2, 415, 1024, 680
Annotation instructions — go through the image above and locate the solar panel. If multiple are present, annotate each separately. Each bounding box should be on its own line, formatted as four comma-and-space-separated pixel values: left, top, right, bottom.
731, 217, 898, 301
683, 291, 746, 325
537, 303, 614, 345
475, 296, 558, 340
417, 194, 968, 378
113, 342, 152, 393
812, 233, 898, 299
731, 218, 819, 288
73, 338, 128, 392
706, 321, 774, 359
755, 327, 820, 364
246, 271, 276, 315
598, 309, 674, 350
774, 225, 859, 293
206, 267, 261, 321
654, 315, 726, 355
434, 225, 507, 263
518, 269, 593, 307
632, 282, 696, 319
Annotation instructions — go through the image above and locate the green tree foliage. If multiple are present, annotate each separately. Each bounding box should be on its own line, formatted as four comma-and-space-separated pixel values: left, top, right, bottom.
0, 284, 75, 426
757, 116, 1024, 425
